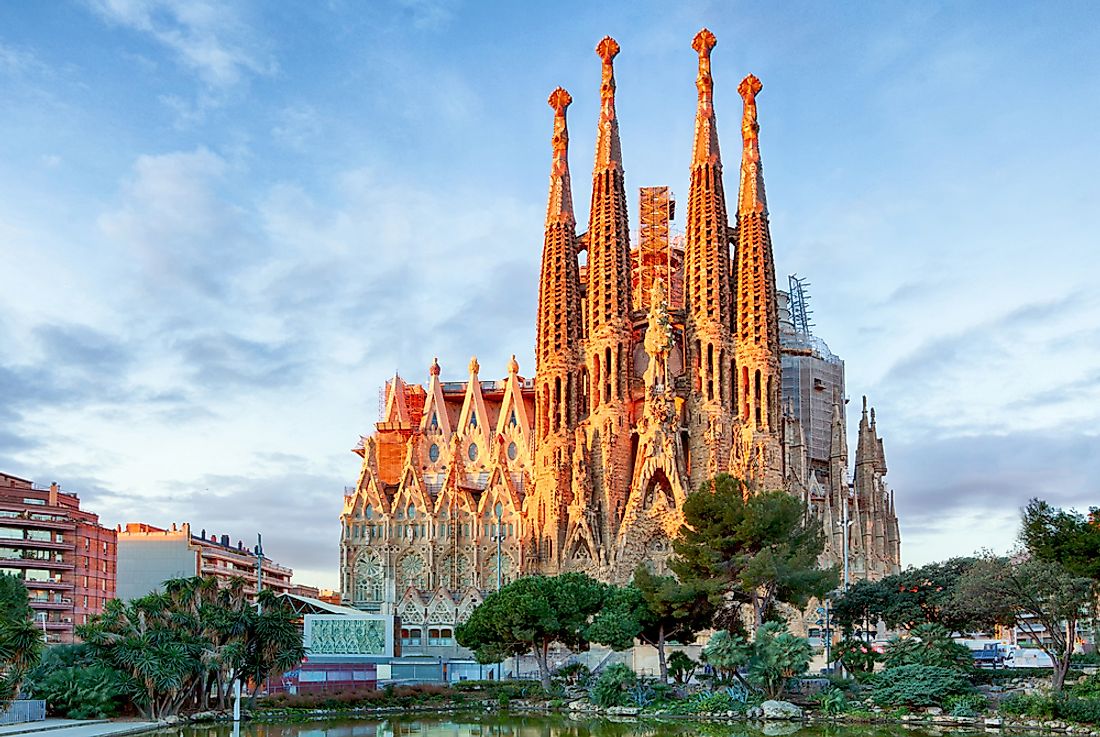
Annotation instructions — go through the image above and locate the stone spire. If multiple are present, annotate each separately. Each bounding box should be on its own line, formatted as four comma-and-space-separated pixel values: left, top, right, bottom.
586, 36, 633, 343
732, 72, 783, 490
535, 88, 583, 438
684, 28, 733, 490
533, 87, 584, 571
737, 74, 767, 216
584, 36, 634, 542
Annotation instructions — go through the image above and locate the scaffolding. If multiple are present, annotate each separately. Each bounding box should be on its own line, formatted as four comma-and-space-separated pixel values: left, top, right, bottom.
788, 274, 814, 335
634, 186, 678, 310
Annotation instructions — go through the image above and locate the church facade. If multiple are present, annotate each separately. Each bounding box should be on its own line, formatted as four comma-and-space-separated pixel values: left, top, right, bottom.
339, 31, 901, 628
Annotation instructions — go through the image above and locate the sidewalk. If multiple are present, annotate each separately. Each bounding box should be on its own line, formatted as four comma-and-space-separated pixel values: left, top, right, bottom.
0, 720, 160, 737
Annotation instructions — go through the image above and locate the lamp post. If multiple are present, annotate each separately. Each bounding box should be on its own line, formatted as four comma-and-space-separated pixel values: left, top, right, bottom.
493, 502, 505, 680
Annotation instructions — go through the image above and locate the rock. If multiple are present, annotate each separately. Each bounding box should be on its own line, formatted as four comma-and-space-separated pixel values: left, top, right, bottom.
760, 700, 803, 720
606, 706, 639, 716
568, 700, 585, 711
984, 717, 1002, 727
925, 707, 944, 716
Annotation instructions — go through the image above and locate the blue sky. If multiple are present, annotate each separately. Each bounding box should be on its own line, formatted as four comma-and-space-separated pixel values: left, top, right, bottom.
1, 1, 1098, 589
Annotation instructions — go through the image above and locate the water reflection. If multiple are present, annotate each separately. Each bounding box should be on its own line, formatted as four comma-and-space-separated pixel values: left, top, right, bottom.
162, 714, 982, 737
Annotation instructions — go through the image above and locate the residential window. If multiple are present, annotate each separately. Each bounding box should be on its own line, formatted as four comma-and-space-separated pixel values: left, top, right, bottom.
400, 627, 422, 647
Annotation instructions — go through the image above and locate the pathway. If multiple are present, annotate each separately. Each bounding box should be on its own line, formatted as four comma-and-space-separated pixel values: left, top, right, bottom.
0, 720, 161, 737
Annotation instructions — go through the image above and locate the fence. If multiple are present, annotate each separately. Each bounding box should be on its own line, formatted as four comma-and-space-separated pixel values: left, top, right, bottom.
0, 700, 46, 725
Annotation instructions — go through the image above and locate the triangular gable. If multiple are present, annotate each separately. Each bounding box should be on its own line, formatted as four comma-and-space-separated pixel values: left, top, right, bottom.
477, 461, 522, 519
456, 357, 491, 449
392, 443, 431, 513
420, 358, 453, 437
383, 373, 412, 426
494, 355, 532, 454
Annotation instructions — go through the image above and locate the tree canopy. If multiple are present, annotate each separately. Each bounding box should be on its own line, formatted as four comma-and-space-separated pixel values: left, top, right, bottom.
831, 557, 998, 634
586, 566, 713, 682
455, 572, 607, 689
956, 555, 1093, 691
79, 576, 303, 718
671, 475, 836, 629
1021, 499, 1100, 582
0, 574, 43, 707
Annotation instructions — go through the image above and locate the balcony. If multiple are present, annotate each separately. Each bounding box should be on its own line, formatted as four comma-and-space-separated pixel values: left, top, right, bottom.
0, 556, 74, 571
29, 599, 71, 610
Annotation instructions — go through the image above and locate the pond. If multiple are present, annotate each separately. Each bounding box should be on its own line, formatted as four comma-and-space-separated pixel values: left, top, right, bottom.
158, 714, 991, 737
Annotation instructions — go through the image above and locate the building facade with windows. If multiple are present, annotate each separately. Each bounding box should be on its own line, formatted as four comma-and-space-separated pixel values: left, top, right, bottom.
116, 522, 294, 600
0, 472, 117, 643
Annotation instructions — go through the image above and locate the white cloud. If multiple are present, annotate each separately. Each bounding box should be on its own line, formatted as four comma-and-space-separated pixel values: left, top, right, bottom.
86, 0, 275, 88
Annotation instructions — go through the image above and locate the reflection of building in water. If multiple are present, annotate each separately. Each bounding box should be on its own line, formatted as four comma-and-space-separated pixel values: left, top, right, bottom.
339, 30, 903, 649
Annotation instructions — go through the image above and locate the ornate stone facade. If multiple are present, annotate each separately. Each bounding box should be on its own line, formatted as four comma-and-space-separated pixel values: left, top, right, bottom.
340, 30, 901, 620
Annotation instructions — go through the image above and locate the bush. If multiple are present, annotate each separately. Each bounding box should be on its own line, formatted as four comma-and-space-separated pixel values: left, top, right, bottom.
882, 624, 974, 672
590, 663, 637, 708
815, 687, 848, 716
944, 693, 987, 717
28, 664, 134, 718
999, 693, 1100, 725
668, 651, 698, 685
999, 693, 1056, 719
1058, 698, 1100, 725
870, 665, 975, 707
1071, 674, 1100, 699
833, 638, 879, 677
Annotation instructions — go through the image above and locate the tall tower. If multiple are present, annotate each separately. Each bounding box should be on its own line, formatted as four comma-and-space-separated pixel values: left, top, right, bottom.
683, 28, 734, 491
731, 73, 784, 489
533, 87, 584, 569
584, 37, 635, 541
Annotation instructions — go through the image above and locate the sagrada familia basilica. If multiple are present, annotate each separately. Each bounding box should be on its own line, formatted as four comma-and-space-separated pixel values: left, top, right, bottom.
339, 31, 901, 626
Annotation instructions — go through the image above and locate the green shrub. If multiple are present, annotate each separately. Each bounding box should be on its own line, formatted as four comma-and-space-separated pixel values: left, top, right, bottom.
833, 638, 879, 677
1070, 674, 1100, 699
28, 665, 134, 718
1058, 697, 1100, 725
668, 651, 699, 685
882, 624, 974, 672
944, 692, 987, 717
999, 693, 1058, 719
590, 663, 637, 708
999, 693, 1100, 724
1071, 653, 1100, 666
682, 690, 746, 714
870, 665, 975, 707
815, 687, 848, 716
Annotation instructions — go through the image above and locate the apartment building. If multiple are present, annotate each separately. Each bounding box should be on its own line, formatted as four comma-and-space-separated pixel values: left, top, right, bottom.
0, 472, 117, 643
116, 522, 293, 600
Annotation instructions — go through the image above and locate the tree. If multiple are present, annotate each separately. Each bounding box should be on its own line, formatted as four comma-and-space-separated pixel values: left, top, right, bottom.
455, 573, 607, 689
1021, 499, 1100, 582
701, 622, 811, 699
671, 475, 837, 630
587, 567, 714, 683
831, 557, 997, 634
830, 579, 888, 635
957, 556, 1093, 691
667, 650, 698, 685
0, 575, 43, 708
78, 576, 304, 718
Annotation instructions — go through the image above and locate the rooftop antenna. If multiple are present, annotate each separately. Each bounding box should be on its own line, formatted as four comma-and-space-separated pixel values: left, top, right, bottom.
788, 274, 814, 335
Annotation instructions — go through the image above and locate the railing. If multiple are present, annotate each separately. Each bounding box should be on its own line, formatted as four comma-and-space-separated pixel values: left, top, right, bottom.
0, 700, 46, 725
